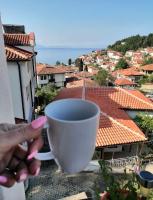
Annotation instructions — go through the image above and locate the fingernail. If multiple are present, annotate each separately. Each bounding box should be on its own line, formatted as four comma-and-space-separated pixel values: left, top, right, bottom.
0, 176, 7, 183
27, 150, 38, 160
34, 167, 40, 176
31, 116, 47, 129
19, 173, 27, 182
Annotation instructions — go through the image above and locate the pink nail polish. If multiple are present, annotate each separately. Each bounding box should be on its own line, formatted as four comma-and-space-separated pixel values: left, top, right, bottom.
34, 167, 40, 176
0, 176, 7, 183
31, 116, 47, 129
19, 173, 27, 182
27, 150, 38, 160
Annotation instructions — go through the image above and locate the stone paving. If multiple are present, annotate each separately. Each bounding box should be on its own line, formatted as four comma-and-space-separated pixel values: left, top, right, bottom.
26, 161, 100, 200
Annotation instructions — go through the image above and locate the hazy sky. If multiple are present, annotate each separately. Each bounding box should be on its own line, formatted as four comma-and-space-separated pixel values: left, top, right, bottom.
0, 0, 153, 48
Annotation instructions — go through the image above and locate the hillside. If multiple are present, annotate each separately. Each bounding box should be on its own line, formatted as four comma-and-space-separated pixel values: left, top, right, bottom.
108, 34, 153, 54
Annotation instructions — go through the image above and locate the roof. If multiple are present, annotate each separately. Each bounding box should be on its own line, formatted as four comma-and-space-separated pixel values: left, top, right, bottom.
55, 86, 153, 147
112, 67, 144, 77
5, 45, 33, 61
115, 78, 136, 86
66, 79, 98, 88
4, 33, 34, 46
36, 64, 74, 75
141, 64, 153, 71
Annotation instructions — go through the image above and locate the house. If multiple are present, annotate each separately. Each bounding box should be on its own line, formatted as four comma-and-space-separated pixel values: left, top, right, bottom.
36, 64, 74, 87
141, 64, 153, 74
3, 25, 36, 123
114, 78, 137, 88
112, 67, 144, 83
107, 50, 122, 60
125, 50, 134, 58
55, 86, 153, 158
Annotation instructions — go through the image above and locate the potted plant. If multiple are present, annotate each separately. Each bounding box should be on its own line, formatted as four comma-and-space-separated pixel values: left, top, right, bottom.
96, 160, 143, 200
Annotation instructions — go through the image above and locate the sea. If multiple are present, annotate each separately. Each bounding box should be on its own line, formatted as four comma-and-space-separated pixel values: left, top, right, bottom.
36, 47, 99, 65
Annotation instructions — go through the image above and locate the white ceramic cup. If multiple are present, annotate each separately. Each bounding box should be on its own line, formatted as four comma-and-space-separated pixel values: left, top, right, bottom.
36, 98, 100, 174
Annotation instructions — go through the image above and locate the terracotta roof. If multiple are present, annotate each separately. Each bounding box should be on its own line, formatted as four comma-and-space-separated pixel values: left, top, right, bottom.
5, 45, 33, 61
66, 79, 98, 88
115, 78, 136, 86
141, 64, 153, 71
112, 67, 144, 77
55, 86, 152, 147
4, 33, 33, 46
36, 64, 72, 75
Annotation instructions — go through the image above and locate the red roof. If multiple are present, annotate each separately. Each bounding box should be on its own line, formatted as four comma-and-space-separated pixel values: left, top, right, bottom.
4, 33, 34, 46
115, 78, 136, 86
141, 64, 153, 71
66, 79, 98, 88
55, 86, 152, 147
112, 67, 144, 77
5, 45, 33, 61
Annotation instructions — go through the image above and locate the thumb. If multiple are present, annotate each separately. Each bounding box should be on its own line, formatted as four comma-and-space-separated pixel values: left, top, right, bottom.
4, 117, 47, 147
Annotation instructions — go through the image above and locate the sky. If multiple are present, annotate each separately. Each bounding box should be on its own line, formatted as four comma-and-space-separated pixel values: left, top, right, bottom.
0, 0, 153, 48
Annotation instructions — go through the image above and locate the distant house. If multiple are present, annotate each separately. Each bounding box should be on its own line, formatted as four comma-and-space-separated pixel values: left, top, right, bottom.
141, 64, 153, 75
36, 64, 74, 87
3, 25, 36, 123
107, 50, 122, 60
114, 78, 137, 88
55, 86, 153, 158
112, 67, 144, 83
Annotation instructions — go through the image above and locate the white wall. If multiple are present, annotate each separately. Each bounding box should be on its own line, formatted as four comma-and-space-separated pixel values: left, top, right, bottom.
0, 20, 14, 123
20, 62, 33, 122
55, 74, 65, 87
0, 15, 25, 200
7, 62, 23, 119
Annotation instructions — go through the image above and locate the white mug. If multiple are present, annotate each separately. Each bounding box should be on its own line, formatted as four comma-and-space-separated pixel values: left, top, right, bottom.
36, 98, 100, 174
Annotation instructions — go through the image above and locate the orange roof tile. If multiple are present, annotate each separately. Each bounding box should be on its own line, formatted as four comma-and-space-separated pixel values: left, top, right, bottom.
112, 67, 144, 77
55, 86, 151, 147
66, 79, 98, 88
5, 45, 33, 61
141, 64, 153, 71
4, 33, 33, 46
115, 78, 136, 86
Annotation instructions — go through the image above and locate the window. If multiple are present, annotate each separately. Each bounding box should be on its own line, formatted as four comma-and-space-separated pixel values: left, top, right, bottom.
40, 75, 47, 80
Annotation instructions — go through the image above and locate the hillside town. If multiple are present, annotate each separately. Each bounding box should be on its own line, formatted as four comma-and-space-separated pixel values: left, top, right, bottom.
1, 22, 153, 199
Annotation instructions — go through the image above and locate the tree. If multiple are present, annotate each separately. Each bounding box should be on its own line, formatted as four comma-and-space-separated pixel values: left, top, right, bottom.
35, 84, 58, 108
68, 58, 72, 65
84, 65, 88, 71
56, 60, 61, 65
115, 58, 129, 70
75, 58, 84, 71
142, 57, 153, 65
94, 69, 114, 86
134, 113, 153, 136
147, 74, 153, 83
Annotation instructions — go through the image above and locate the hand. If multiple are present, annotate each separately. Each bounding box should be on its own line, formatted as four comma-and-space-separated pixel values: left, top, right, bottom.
0, 116, 47, 187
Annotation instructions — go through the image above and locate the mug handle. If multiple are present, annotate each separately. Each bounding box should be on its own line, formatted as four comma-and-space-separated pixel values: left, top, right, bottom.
35, 121, 54, 161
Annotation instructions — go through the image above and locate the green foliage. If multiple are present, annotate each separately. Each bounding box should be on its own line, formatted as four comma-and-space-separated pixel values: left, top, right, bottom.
147, 74, 153, 83
97, 160, 139, 200
142, 57, 153, 65
94, 69, 114, 86
138, 74, 153, 85
108, 34, 153, 54
115, 58, 129, 70
36, 84, 58, 108
134, 113, 153, 135
56, 60, 61, 65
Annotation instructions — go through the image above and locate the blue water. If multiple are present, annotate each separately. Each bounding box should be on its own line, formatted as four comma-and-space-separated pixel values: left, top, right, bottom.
36, 47, 98, 65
